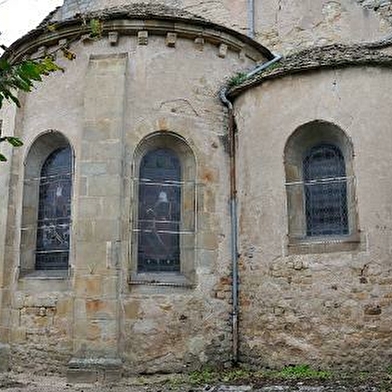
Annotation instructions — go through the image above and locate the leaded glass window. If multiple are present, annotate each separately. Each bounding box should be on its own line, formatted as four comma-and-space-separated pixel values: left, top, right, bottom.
303, 143, 348, 237
36, 147, 72, 270
137, 148, 181, 273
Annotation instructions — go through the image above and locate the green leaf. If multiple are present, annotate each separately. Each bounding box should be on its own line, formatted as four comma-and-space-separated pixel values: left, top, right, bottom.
0, 59, 11, 71
40, 57, 63, 72
0, 57, 63, 109
89, 19, 103, 38
0, 154, 7, 162
5, 137, 23, 147
47, 24, 57, 32
19, 61, 43, 81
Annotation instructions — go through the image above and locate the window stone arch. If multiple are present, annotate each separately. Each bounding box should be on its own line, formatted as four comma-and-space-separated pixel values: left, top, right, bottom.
20, 131, 73, 275
131, 132, 196, 285
284, 120, 359, 253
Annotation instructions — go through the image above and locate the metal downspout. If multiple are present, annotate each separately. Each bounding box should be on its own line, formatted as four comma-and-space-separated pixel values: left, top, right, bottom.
247, 0, 255, 38
219, 88, 239, 364
246, 53, 283, 78
219, 53, 282, 365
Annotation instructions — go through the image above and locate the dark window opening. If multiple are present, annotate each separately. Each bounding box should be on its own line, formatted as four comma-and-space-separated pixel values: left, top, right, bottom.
303, 143, 348, 237
36, 147, 72, 270
137, 148, 181, 273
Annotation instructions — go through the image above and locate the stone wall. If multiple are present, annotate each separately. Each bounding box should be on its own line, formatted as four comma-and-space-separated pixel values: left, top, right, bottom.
234, 65, 392, 370
254, 0, 389, 53
0, 21, 264, 375
2, 0, 392, 377
10, 281, 73, 373
56, 0, 392, 54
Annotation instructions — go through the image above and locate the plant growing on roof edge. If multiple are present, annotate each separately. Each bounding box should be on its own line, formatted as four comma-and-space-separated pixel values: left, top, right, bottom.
227, 71, 248, 88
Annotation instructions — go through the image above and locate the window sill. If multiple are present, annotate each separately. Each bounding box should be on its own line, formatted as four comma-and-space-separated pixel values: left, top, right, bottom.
129, 273, 193, 288
19, 269, 69, 280
17, 270, 70, 291
287, 233, 363, 255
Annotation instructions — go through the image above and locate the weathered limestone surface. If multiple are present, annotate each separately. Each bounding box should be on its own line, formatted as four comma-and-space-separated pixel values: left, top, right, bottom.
229, 42, 392, 97
55, 0, 392, 54
58, 0, 248, 34
0, 25, 259, 374
234, 66, 392, 370
254, 0, 389, 53
3, 0, 392, 379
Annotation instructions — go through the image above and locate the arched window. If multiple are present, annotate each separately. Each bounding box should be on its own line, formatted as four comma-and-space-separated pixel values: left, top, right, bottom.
132, 132, 196, 282
36, 147, 72, 270
20, 132, 73, 274
284, 120, 358, 252
137, 148, 181, 273
303, 144, 348, 237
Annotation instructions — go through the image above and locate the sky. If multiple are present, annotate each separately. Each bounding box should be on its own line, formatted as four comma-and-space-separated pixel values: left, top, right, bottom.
0, 0, 63, 48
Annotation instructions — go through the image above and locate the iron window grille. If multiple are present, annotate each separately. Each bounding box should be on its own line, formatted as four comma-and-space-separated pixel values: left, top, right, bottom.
303, 143, 348, 237
35, 147, 72, 270
136, 148, 183, 273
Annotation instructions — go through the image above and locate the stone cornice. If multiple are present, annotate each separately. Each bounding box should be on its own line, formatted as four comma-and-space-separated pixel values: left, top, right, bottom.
3, 9, 273, 64
228, 42, 392, 99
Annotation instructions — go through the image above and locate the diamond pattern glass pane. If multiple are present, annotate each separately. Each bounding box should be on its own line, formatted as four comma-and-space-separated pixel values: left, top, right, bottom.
303, 144, 348, 236
36, 147, 72, 270
138, 148, 181, 273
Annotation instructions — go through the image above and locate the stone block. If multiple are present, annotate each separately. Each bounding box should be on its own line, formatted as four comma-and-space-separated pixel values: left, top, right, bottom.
124, 300, 140, 319
11, 327, 27, 343
76, 242, 106, 270
66, 368, 99, 383
93, 219, 121, 241
104, 368, 122, 382
58, 39, 67, 47
56, 298, 72, 318
88, 175, 121, 197
100, 197, 121, 217
86, 321, 102, 340
86, 299, 117, 321
78, 197, 101, 218
83, 123, 120, 141
0, 344, 10, 372
203, 188, 216, 212
75, 275, 102, 297
79, 176, 88, 196
73, 299, 87, 322
197, 249, 216, 273
67, 357, 122, 383
36, 46, 47, 58
166, 32, 177, 47
156, 117, 169, 131
108, 31, 119, 46
76, 220, 94, 241
293, 260, 304, 270
218, 43, 228, 58
80, 162, 108, 176
194, 37, 205, 51
102, 276, 118, 298
138, 31, 148, 45
12, 293, 24, 309
198, 232, 218, 250
364, 304, 382, 315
